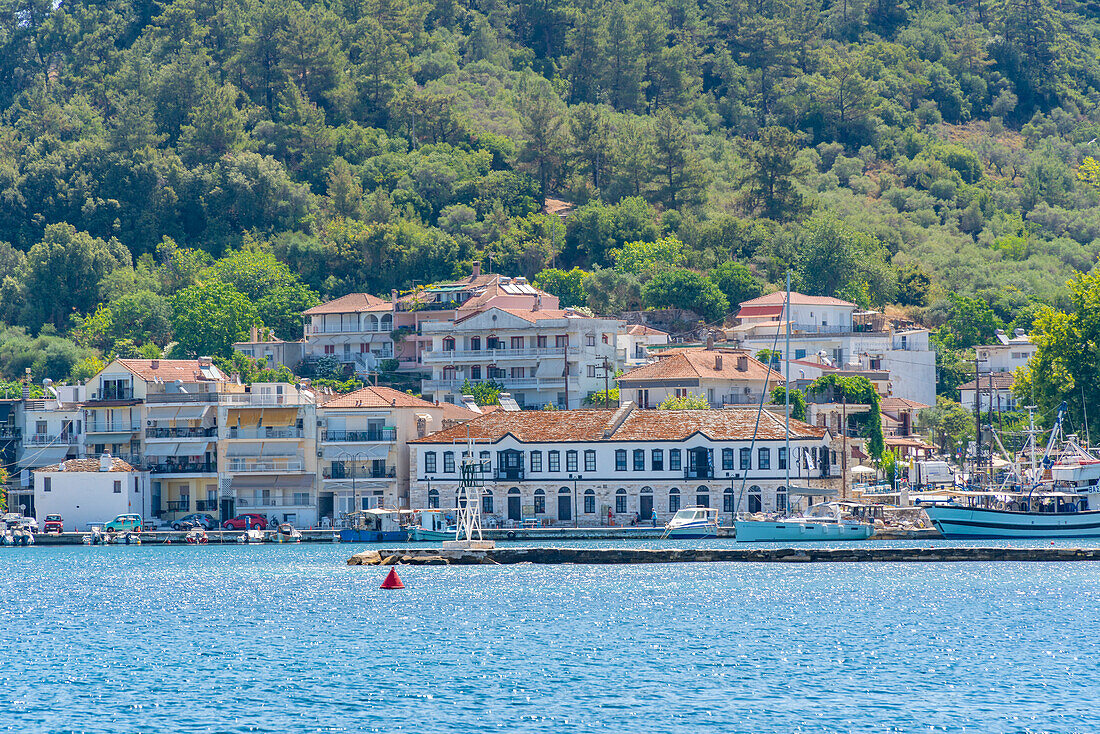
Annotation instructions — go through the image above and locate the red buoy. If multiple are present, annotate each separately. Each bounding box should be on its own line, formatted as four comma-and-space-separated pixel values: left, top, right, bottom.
381, 568, 405, 589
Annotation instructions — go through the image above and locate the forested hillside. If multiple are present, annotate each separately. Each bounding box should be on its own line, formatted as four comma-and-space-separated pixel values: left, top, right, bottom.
0, 0, 1099, 391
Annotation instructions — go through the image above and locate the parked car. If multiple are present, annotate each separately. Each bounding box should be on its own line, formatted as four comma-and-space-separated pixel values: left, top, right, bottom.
105, 514, 143, 532
172, 513, 217, 531
223, 514, 268, 530
16, 516, 38, 532
43, 514, 64, 533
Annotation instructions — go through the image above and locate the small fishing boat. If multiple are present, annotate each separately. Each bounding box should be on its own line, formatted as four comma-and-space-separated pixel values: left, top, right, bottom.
185, 527, 209, 544
237, 528, 265, 544
662, 507, 719, 539
111, 530, 141, 545
273, 523, 302, 543
338, 509, 410, 543
407, 509, 456, 542
82, 527, 108, 545
735, 502, 875, 542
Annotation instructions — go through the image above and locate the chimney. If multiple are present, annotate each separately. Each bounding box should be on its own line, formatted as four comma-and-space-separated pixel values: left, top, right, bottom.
23, 367, 30, 400
737, 355, 748, 372
532, 294, 542, 311
715, 354, 723, 371
706, 334, 715, 350
250, 326, 258, 342
472, 260, 481, 278
100, 453, 112, 472
198, 356, 213, 366
151, 359, 159, 370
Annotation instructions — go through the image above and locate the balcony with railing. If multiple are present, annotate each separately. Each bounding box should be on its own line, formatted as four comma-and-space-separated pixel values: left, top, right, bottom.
496, 467, 525, 481
86, 421, 140, 433
308, 322, 392, 335
684, 467, 714, 479
86, 388, 134, 402
23, 433, 74, 446
322, 463, 395, 480
227, 457, 305, 473
323, 428, 396, 443
0, 426, 21, 440
227, 426, 304, 440
422, 346, 581, 363
146, 427, 218, 440
236, 496, 317, 509
422, 377, 566, 393
149, 461, 217, 475
145, 391, 223, 404
220, 393, 314, 406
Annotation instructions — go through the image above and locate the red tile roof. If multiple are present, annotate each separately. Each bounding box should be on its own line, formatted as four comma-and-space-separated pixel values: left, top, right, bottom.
620, 349, 781, 384
627, 324, 669, 336
739, 291, 857, 308
454, 307, 597, 324
117, 359, 227, 383
322, 386, 437, 409
35, 457, 136, 473
412, 406, 823, 444
303, 293, 391, 315
880, 397, 931, 411
958, 373, 1017, 391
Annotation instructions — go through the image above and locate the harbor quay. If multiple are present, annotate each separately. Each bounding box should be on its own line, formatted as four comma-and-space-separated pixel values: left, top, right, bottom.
350, 545, 1100, 566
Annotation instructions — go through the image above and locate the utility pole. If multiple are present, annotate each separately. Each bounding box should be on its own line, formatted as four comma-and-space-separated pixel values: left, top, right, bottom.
603, 358, 612, 409
973, 357, 981, 489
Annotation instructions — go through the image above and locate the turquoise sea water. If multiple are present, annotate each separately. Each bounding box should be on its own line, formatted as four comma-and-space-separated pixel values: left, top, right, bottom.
3, 543, 1099, 733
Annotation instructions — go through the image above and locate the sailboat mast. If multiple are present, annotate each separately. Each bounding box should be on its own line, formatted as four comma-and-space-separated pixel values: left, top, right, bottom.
785, 271, 791, 506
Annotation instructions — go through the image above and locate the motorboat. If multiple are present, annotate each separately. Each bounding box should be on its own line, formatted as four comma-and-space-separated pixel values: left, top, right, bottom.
111, 530, 141, 545
735, 502, 875, 542
407, 510, 456, 542
1, 526, 34, 546
82, 526, 108, 545
273, 523, 302, 543
338, 509, 411, 542
662, 507, 719, 539
185, 527, 209, 544
237, 528, 266, 544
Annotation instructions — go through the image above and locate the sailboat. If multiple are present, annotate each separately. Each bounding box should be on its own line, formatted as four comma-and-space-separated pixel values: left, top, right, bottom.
734, 273, 875, 542
925, 403, 1100, 538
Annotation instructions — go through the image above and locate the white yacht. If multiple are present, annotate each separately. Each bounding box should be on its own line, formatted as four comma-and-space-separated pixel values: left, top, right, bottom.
735, 502, 875, 542
662, 507, 719, 539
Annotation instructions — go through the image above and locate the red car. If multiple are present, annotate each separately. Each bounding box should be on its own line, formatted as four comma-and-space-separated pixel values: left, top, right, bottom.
43, 514, 64, 533
223, 514, 268, 530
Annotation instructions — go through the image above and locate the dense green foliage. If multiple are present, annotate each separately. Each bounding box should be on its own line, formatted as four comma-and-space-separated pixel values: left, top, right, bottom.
2, 0, 1100, 390
808, 374, 884, 458
769, 386, 807, 422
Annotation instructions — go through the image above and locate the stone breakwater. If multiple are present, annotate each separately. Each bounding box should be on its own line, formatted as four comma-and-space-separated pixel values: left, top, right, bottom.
348, 546, 1100, 566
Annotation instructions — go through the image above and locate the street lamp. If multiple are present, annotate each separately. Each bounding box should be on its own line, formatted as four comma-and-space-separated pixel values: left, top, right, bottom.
339, 450, 366, 514
569, 473, 581, 527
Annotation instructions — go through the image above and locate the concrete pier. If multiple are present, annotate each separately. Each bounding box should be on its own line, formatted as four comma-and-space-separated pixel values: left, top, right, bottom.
348, 546, 1100, 566
32, 529, 343, 545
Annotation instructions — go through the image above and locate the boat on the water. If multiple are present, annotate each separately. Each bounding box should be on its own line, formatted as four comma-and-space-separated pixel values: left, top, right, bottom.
237, 528, 265, 544
338, 509, 410, 542
735, 502, 875, 542
273, 523, 302, 543
407, 509, 455, 542
662, 507, 719, 539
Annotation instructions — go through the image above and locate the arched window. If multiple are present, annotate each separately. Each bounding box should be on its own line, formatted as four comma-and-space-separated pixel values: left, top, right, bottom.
723, 487, 733, 513
583, 489, 596, 514
748, 485, 762, 513
471, 336, 481, 351
615, 488, 627, 514
668, 487, 681, 513
380, 314, 392, 330
508, 487, 520, 494
534, 488, 546, 514
776, 485, 788, 512
481, 489, 494, 514
428, 488, 439, 509
696, 485, 710, 508
367, 315, 379, 332
443, 337, 455, 352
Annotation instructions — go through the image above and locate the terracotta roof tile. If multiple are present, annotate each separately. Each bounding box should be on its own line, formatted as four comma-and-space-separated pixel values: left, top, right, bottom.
117, 359, 227, 383
619, 349, 781, 384
958, 373, 1016, 391
303, 293, 391, 315
738, 291, 856, 308
35, 457, 135, 473
322, 386, 437, 409
412, 406, 824, 444
454, 307, 595, 324
627, 324, 668, 336
880, 397, 931, 410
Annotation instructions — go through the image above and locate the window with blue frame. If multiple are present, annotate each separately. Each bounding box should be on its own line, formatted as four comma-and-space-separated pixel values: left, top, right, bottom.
670, 449, 681, 471
566, 450, 578, 472
548, 451, 560, 472
652, 449, 664, 471
584, 450, 596, 472
758, 447, 771, 470
530, 451, 542, 472
633, 449, 645, 471
615, 450, 627, 471
722, 448, 734, 470
740, 447, 751, 470
778, 447, 787, 470
424, 451, 437, 473
615, 489, 627, 513
443, 451, 455, 473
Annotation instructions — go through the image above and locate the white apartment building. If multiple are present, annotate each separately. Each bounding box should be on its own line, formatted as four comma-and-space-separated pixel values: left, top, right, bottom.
420, 306, 631, 409
959, 372, 1018, 412
34, 455, 151, 531
409, 403, 832, 526
316, 386, 476, 517
301, 293, 395, 374
730, 291, 936, 406
976, 329, 1036, 374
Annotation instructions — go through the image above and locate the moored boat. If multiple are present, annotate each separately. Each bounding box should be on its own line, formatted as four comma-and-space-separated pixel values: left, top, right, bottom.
735, 502, 875, 542
407, 509, 455, 542
662, 507, 719, 539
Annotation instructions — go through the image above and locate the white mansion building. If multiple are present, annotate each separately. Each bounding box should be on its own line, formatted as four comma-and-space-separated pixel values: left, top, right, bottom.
409, 403, 832, 526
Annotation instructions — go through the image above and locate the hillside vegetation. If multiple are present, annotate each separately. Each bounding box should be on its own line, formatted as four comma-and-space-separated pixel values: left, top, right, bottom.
0, 0, 1099, 391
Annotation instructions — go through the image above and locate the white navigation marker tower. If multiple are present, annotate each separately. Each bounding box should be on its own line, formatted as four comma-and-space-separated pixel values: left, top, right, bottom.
442, 439, 495, 551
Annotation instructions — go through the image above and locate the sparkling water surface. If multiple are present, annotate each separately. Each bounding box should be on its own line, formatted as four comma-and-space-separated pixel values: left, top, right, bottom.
3, 541, 1099, 733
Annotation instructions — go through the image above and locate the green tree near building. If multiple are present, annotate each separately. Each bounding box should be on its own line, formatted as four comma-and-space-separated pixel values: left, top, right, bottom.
769, 386, 807, 422
460, 379, 505, 406
808, 374, 884, 459
170, 280, 256, 358
534, 267, 589, 307
658, 392, 710, 409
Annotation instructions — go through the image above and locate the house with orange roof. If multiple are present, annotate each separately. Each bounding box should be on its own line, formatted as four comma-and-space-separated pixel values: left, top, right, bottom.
729, 290, 936, 406
618, 347, 781, 408
316, 386, 477, 514
301, 292, 395, 374
409, 402, 833, 526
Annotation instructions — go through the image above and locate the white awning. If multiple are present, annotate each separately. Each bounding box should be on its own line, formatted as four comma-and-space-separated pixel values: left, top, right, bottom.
19, 446, 70, 466
144, 443, 181, 457
175, 438, 214, 452
227, 442, 264, 457
174, 405, 212, 421
535, 358, 565, 378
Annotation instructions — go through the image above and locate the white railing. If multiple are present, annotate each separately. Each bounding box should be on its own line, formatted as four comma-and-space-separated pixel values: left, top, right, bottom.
86, 422, 140, 433
227, 458, 304, 473
228, 427, 304, 440
422, 346, 580, 362
309, 324, 392, 335
220, 394, 314, 406
422, 377, 567, 392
